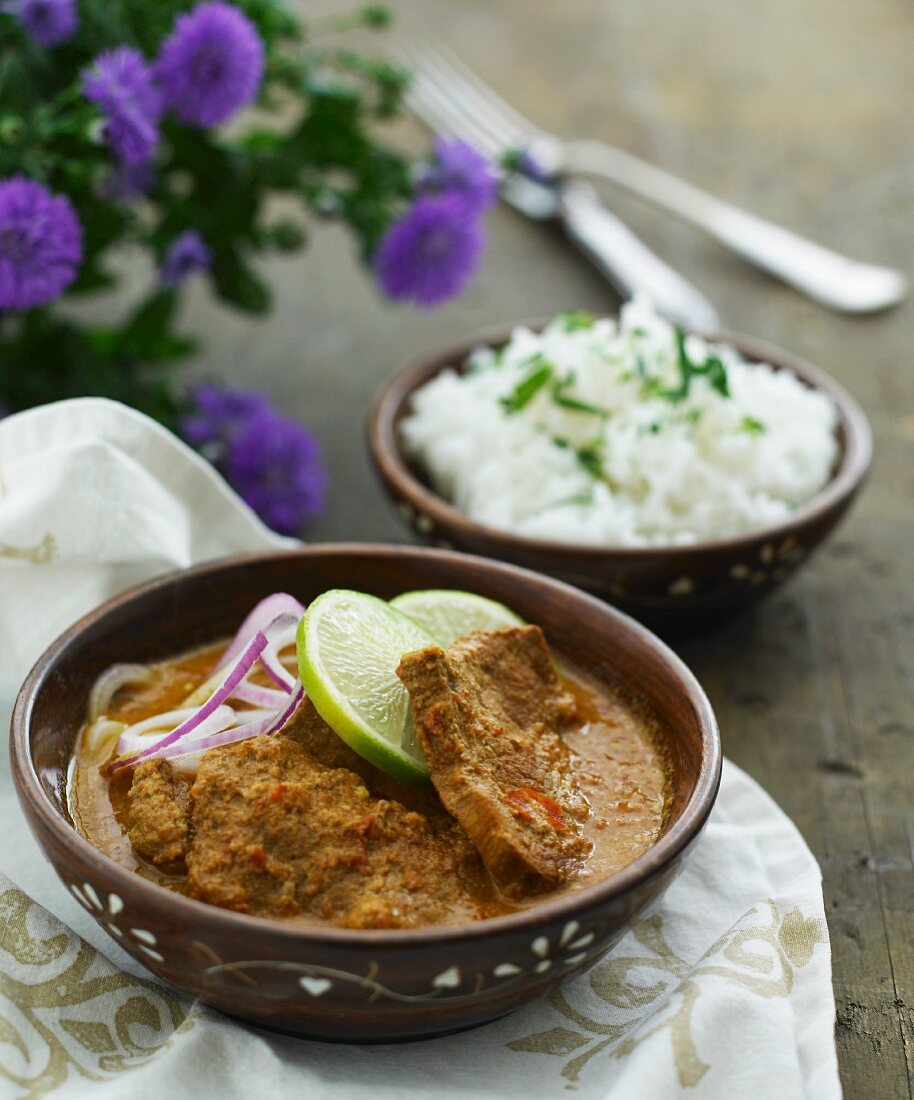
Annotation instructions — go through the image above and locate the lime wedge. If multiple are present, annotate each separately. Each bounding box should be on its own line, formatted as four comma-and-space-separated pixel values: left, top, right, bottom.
390, 589, 525, 647
296, 589, 437, 784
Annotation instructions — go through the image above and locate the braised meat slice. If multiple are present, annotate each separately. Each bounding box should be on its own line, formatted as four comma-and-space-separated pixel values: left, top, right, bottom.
283, 695, 447, 816
284, 696, 368, 773
127, 759, 192, 874
185, 733, 491, 928
397, 626, 590, 896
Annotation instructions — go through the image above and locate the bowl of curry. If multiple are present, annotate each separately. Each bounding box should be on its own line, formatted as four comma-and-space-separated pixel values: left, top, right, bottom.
11, 544, 721, 1042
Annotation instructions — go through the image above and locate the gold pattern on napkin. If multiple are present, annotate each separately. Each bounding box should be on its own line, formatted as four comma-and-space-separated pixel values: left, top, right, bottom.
508, 899, 827, 1087
0, 887, 192, 1099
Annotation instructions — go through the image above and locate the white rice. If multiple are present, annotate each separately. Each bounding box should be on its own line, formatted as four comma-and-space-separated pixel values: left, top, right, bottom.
399, 298, 840, 547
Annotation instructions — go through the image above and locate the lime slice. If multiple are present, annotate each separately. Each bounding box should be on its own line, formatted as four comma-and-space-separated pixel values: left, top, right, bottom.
390, 589, 525, 647
297, 589, 437, 784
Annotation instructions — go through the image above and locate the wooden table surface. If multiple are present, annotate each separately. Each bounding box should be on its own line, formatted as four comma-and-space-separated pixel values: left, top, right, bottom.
184, 1, 914, 1093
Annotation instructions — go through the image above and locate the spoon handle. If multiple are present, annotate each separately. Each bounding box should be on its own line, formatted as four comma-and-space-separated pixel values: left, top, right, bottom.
565, 139, 908, 315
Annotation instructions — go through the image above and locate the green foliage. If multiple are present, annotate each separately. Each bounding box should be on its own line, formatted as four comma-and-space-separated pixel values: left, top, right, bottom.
0, 1, 414, 420
551, 373, 609, 416
499, 358, 554, 413
557, 309, 595, 332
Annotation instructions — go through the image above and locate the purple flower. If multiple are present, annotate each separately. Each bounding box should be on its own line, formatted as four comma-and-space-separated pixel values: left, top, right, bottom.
180, 385, 325, 533
179, 384, 270, 449
4, 0, 77, 47
417, 137, 498, 213
160, 230, 211, 286
375, 194, 484, 307
156, 1, 265, 129
0, 176, 83, 310
226, 411, 326, 534
83, 47, 162, 166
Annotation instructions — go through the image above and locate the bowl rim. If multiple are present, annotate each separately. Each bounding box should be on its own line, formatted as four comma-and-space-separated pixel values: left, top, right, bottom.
367, 319, 873, 559
11, 543, 721, 948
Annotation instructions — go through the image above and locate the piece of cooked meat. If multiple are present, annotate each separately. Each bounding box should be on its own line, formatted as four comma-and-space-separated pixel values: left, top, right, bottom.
127, 759, 192, 874
185, 733, 492, 928
283, 695, 445, 816
396, 625, 590, 897
284, 696, 368, 773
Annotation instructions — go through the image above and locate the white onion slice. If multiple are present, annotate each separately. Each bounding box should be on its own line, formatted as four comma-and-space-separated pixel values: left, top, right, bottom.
88, 664, 155, 722
83, 718, 126, 756
259, 645, 296, 692
232, 681, 288, 708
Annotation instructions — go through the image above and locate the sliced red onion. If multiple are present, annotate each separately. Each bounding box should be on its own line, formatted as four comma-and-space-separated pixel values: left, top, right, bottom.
232, 681, 289, 708
109, 631, 269, 773
257, 616, 300, 689
116, 707, 197, 755
155, 683, 304, 763
259, 644, 296, 691
264, 681, 305, 735
217, 594, 305, 671
88, 664, 155, 722
116, 706, 236, 759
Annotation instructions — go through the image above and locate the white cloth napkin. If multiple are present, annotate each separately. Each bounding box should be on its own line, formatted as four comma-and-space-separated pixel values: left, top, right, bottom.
0, 399, 841, 1100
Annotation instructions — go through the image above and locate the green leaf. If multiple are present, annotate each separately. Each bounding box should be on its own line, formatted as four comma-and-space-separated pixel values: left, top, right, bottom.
643, 328, 731, 403
499, 360, 554, 413
211, 251, 271, 314
551, 375, 609, 416
575, 441, 605, 479
741, 415, 766, 434
67, 257, 117, 296
360, 5, 392, 28
117, 289, 178, 360
557, 309, 595, 332
700, 352, 731, 398
263, 220, 307, 252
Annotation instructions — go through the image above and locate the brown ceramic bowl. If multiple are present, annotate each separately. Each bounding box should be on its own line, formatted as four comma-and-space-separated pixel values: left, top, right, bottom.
11, 545, 720, 1042
367, 323, 872, 627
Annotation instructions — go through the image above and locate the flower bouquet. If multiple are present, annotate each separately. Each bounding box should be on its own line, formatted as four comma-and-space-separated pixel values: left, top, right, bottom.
0, 0, 496, 530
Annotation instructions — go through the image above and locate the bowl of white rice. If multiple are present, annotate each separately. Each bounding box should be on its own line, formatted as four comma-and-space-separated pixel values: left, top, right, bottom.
368, 299, 871, 624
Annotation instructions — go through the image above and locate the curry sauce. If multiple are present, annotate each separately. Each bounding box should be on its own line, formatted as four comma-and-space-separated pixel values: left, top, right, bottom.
71, 636, 671, 927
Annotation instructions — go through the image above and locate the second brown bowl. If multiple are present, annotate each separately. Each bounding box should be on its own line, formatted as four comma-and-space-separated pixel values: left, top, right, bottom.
367, 323, 872, 627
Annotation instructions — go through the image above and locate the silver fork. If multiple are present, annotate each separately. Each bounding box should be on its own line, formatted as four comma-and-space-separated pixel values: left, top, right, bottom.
402, 42, 907, 315
398, 54, 720, 331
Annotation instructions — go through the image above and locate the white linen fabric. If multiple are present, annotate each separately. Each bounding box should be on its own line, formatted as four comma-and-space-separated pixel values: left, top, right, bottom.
0, 399, 841, 1099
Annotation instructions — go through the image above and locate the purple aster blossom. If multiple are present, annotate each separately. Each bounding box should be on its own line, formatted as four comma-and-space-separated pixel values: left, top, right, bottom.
179, 384, 270, 450
416, 137, 498, 213
160, 230, 211, 286
4, 0, 77, 47
180, 384, 325, 533
83, 47, 162, 166
375, 194, 484, 307
156, 1, 265, 129
225, 410, 327, 534
0, 176, 83, 310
